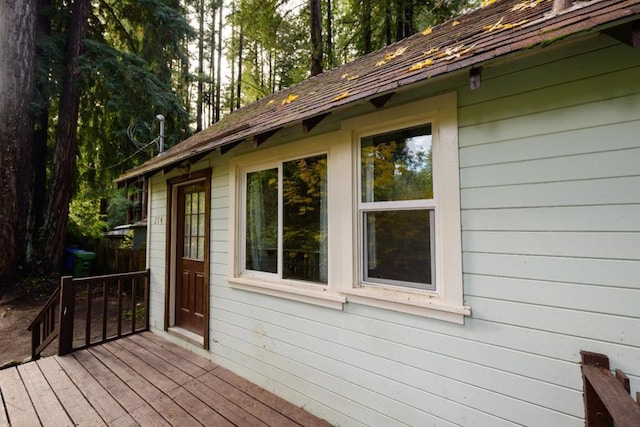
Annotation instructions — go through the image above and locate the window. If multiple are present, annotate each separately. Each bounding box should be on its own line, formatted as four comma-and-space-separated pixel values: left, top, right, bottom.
182, 184, 206, 261
341, 93, 469, 323
229, 93, 468, 321
360, 125, 436, 290
242, 154, 328, 284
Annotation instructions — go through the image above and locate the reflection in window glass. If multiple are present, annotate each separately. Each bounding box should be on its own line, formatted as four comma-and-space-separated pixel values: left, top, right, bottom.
361, 125, 432, 202
182, 186, 206, 261
246, 168, 278, 273
283, 155, 328, 283
364, 210, 434, 289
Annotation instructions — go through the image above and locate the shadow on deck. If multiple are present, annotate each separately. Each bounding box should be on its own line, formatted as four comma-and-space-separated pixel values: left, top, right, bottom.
0, 332, 332, 426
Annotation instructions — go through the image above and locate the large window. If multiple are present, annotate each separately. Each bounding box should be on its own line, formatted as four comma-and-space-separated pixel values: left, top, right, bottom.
360, 125, 435, 290
243, 154, 328, 284
230, 93, 468, 322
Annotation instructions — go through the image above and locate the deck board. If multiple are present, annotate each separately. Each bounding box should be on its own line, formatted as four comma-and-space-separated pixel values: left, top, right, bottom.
36, 357, 105, 426
17, 362, 72, 426
0, 366, 41, 426
0, 332, 332, 426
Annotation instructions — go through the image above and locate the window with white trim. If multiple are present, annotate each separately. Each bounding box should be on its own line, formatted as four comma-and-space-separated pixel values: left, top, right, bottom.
241, 154, 328, 284
360, 124, 436, 290
229, 93, 469, 321
341, 92, 469, 323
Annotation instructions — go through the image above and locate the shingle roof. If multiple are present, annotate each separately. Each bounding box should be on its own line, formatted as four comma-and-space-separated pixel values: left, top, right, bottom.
117, 0, 640, 184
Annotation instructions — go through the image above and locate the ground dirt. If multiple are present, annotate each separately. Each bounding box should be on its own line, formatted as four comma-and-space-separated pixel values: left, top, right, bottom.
0, 279, 59, 367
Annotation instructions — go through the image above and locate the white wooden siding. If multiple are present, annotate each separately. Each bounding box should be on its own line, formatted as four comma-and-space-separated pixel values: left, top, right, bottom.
145, 35, 640, 426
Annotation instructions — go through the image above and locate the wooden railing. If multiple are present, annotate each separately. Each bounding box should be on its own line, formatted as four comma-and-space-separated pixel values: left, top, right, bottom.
581, 351, 640, 427
27, 286, 61, 360
28, 270, 150, 359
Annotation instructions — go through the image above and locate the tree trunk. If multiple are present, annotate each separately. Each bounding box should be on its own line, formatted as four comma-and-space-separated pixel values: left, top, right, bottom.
31, 0, 52, 261
196, 0, 205, 132
208, 0, 216, 126
326, 0, 334, 68
395, 0, 403, 41
310, 0, 323, 76
385, 0, 392, 45
0, 0, 37, 280
361, 0, 372, 54
403, 0, 414, 38
215, 0, 223, 121
236, 20, 243, 110
40, 0, 90, 271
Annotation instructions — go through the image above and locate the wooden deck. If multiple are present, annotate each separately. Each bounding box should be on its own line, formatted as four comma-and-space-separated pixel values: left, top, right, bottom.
0, 332, 332, 426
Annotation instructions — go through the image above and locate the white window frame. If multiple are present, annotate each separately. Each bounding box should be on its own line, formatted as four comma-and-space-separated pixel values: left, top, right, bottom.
228, 92, 469, 322
340, 92, 470, 324
228, 133, 347, 310
359, 123, 437, 291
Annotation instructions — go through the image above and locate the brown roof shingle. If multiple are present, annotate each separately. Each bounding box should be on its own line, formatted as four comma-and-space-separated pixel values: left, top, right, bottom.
117, 0, 640, 183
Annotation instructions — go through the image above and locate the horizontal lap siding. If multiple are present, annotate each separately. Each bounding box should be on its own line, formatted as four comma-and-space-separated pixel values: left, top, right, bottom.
148, 175, 167, 330
145, 36, 640, 426
458, 34, 640, 425
205, 39, 638, 426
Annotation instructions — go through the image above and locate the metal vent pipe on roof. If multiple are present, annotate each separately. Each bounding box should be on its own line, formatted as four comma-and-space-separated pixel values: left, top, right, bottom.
156, 114, 165, 154
553, 0, 572, 12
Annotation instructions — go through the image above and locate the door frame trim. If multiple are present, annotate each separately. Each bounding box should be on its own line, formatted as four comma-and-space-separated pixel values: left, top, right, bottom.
165, 168, 211, 349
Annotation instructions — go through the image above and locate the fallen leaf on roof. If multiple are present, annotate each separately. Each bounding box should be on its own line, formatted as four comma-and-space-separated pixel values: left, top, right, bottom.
341, 73, 360, 81
267, 100, 275, 105
408, 58, 434, 72
483, 17, 504, 31
452, 20, 460, 26
423, 47, 440, 56
483, 17, 529, 32
281, 94, 299, 105
375, 60, 387, 67
512, 0, 544, 11
421, 27, 433, 35
436, 44, 475, 61
384, 46, 408, 61
481, 0, 497, 6
332, 92, 350, 102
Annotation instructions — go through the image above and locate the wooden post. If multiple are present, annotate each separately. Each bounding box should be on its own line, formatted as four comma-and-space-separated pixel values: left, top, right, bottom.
31, 323, 41, 360
144, 269, 150, 330
58, 276, 75, 356
581, 350, 640, 427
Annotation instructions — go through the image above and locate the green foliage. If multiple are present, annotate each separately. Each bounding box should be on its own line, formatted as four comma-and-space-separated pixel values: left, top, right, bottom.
106, 190, 135, 228
74, 0, 193, 192
120, 230, 135, 249
68, 193, 109, 240
339, 0, 478, 57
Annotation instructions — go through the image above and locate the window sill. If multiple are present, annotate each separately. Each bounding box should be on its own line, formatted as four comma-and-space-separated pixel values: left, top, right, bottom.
340, 286, 471, 324
228, 276, 346, 310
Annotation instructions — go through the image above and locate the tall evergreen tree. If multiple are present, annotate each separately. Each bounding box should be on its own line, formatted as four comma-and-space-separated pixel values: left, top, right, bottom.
310, 0, 323, 76
0, 0, 37, 279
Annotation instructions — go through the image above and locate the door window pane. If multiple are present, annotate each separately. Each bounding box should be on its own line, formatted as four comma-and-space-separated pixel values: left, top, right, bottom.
246, 168, 278, 273
364, 209, 434, 290
361, 125, 433, 202
283, 155, 328, 283
182, 185, 206, 261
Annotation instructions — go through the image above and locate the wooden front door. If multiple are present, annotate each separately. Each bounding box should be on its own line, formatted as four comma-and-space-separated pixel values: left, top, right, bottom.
175, 181, 207, 335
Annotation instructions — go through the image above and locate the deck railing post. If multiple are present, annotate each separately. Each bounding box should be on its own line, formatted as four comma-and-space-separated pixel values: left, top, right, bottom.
58, 276, 75, 356
31, 322, 41, 360
144, 268, 150, 330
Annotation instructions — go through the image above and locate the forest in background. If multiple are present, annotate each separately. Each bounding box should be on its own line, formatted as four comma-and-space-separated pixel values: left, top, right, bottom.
0, 0, 477, 281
